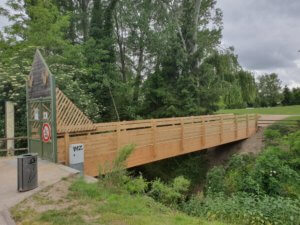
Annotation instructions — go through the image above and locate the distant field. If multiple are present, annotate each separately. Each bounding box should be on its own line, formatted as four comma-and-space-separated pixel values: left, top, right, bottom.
217, 105, 300, 115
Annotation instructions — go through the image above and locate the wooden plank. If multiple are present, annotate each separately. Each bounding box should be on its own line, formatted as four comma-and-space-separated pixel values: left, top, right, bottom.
220, 115, 223, 144
151, 120, 157, 158
64, 133, 69, 165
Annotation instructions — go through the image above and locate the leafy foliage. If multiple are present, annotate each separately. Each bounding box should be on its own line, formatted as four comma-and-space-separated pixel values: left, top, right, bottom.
183, 193, 300, 225
0, 0, 263, 139
182, 124, 300, 225
149, 176, 190, 207
257, 73, 283, 107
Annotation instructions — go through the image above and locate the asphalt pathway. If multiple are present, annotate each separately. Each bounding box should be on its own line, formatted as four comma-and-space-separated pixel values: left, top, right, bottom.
0, 157, 78, 224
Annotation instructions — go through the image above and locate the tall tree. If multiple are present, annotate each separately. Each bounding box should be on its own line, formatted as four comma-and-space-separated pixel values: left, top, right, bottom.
237, 70, 256, 106
257, 73, 282, 107
282, 85, 292, 106
83, 0, 121, 121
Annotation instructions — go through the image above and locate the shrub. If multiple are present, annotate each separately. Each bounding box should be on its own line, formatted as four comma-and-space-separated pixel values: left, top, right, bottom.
252, 146, 300, 197
140, 151, 209, 190
124, 174, 148, 194
264, 128, 281, 145
205, 167, 226, 194
182, 193, 300, 225
99, 144, 135, 189
205, 141, 300, 198
267, 123, 295, 136
149, 176, 190, 207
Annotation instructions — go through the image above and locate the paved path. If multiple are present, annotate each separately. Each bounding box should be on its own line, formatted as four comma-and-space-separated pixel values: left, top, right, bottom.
258, 115, 292, 127
0, 157, 79, 224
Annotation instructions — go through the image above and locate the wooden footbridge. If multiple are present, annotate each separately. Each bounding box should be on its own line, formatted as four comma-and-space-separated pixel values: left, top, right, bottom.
27, 50, 258, 176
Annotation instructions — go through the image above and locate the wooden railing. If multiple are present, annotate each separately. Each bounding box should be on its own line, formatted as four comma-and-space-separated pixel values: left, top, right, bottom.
0, 136, 28, 156
57, 114, 258, 176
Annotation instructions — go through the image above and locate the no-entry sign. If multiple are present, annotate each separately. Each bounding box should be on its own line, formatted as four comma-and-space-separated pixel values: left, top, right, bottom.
42, 123, 51, 142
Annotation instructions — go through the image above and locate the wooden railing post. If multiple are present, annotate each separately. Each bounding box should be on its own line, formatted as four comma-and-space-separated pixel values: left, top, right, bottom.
180, 118, 184, 152
246, 114, 249, 137
255, 114, 259, 131
64, 132, 70, 165
220, 115, 223, 143
116, 122, 121, 151
234, 115, 238, 139
201, 117, 206, 147
151, 119, 157, 158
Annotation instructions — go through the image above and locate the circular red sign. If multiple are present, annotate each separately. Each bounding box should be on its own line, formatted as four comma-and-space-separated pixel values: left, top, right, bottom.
42, 123, 51, 142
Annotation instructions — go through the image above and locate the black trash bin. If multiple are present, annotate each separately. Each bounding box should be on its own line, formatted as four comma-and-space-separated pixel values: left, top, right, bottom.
17, 153, 38, 192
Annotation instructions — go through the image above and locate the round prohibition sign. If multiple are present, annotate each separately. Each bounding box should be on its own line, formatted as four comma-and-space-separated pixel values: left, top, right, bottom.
42, 123, 51, 142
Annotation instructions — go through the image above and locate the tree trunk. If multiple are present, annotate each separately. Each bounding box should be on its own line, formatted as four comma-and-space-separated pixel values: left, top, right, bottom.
79, 0, 90, 42
133, 44, 144, 103
191, 0, 202, 55
114, 12, 127, 82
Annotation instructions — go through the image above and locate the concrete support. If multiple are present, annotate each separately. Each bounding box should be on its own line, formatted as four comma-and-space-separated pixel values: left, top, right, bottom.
5, 102, 14, 156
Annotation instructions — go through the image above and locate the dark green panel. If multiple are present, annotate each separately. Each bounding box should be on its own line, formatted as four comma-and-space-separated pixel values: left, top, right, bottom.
30, 140, 42, 157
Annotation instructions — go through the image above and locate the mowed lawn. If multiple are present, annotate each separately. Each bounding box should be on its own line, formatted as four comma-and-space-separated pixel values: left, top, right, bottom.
217, 105, 300, 115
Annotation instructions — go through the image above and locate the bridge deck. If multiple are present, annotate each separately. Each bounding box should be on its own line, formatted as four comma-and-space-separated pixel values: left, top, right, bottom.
57, 114, 258, 176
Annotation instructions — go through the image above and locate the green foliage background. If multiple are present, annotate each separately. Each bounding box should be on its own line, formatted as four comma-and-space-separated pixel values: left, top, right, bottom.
0, 0, 262, 137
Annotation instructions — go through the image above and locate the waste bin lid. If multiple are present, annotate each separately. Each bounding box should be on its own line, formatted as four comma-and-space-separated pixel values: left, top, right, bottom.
17, 153, 38, 158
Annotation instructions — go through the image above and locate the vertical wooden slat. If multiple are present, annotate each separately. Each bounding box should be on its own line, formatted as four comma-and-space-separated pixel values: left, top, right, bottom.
201, 117, 206, 147
246, 114, 249, 137
180, 118, 184, 152
64, 132, 69, 165
234, 115, 238, 139
255, 114, 259, 132
151, 119, 157, 158
116, 122, 120, 151
220, 115, 223, 143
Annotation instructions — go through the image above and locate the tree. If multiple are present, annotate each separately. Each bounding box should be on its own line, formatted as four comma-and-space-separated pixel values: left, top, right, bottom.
141, 0, 223, 117
237, 70, 256, 106
282, 85, 292, 106
291, 88, 300, 105
257, 73, 282, 107
223, 82, 244, 109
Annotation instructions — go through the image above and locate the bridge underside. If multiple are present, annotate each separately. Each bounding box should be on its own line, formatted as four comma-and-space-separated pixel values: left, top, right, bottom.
57, 114, 257, 177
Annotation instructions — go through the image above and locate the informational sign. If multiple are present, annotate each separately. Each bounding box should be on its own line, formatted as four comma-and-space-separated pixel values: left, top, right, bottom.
42, 123, 51, 142
69, 144, 84, 164
43, 112, 48, 120
34, 108, 39, 120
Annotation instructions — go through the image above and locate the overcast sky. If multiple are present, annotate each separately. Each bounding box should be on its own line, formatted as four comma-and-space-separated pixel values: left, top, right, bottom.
217, 0, 300, 88
1, 0, 300, 88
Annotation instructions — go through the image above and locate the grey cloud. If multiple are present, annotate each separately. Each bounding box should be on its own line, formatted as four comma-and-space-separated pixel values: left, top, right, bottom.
217, 0, 300, 86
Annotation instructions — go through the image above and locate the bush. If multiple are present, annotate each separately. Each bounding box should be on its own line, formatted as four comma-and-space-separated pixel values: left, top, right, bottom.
140, 151, 209, 190
264, 129, 281, 145
267, 123, 293, 136
149, 176, 190, 207
205, 134, 300, 198
99, 144, 135, 189
183, 193, 300, 225
124, 174, 148, 194
205, 167, 226, 194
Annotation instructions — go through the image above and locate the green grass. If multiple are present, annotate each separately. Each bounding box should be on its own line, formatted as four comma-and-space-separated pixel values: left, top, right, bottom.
282, 115, 300, 121
217, 105, 300, 115
12, 178, 227, 225
271, 116, 300, 127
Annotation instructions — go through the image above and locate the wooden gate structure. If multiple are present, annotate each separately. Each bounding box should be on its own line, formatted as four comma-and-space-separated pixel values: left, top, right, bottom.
27, 50, 258, 177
